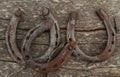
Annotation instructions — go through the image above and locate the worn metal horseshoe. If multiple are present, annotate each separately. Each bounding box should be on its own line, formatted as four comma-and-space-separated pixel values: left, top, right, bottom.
21, 8, 76, 73
67, 9, 116, 62
21, 7, 61, 62
6, 8, 25, 64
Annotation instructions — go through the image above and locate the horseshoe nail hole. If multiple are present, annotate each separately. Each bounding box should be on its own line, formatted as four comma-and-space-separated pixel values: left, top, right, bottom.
55, 41, 58, 46
53, 64, 58, 67
56, 34, 58, 38
22, 47, 25, 51
61, 59, 64, 63
42, 68, 46, 71
17, 57, 21, 61
112, 41, 114, 44
11, 50, 15, 54
112, 33, 114, 36
26, 36, 29, 40
30, 30, 34, 34
109, 49, 111, 52
77, 54, 80, 56
25, 55, 30, 60
73, 48, 75, 50
69, 38, 72, 41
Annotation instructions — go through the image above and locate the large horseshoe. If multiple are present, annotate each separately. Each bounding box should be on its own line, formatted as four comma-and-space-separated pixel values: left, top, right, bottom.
21, 7, 61, 62
6, 8, 25, 64
67, 9, 116, 62
21, 8, 75, 73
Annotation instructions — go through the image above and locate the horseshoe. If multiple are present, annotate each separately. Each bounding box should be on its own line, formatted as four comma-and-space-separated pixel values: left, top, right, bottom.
21, 7, 61, 62
6, 8, 25, 64
21, 8, 75, 73
67, 9, 116, 62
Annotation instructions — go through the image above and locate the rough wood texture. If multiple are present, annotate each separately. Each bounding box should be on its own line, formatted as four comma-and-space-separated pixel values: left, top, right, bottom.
0, 0, 120, 77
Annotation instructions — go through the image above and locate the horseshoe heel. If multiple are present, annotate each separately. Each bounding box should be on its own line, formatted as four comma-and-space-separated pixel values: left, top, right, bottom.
6, 8, 25, 64
67, 9, 116, 62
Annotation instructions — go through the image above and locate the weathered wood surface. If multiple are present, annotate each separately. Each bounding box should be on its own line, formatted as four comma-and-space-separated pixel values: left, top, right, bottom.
0, 0, 120, 77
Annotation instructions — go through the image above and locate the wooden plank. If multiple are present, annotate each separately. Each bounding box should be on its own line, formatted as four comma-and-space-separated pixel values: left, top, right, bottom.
0, 0, 120, 77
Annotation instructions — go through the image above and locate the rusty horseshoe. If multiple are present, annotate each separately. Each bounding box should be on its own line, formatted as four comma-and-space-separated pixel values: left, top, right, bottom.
21, 7, 61, 62
67, 9, 116, 62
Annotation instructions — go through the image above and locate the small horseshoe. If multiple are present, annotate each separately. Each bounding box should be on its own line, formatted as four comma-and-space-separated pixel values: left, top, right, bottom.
6, 8, 25, 64
67, 9, 116, 62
